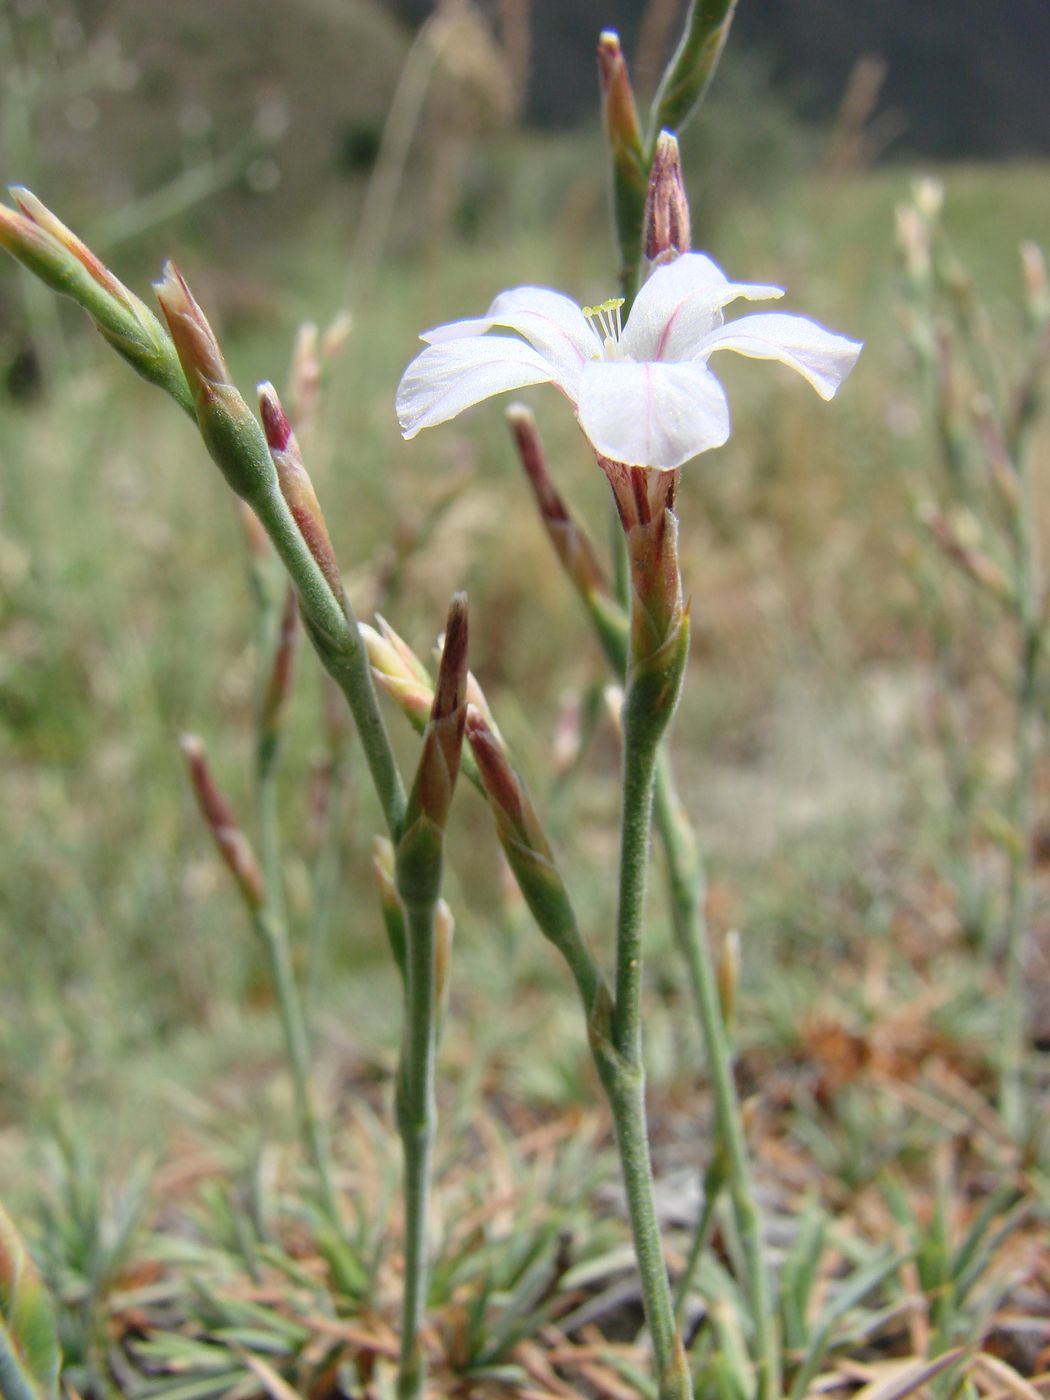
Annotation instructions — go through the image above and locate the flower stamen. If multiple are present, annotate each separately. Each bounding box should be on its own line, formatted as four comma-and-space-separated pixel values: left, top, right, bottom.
583, 296, 626, 353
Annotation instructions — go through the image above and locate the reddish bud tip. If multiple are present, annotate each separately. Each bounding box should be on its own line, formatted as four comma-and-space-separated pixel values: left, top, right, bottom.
643, 131, 691, 265
179, 733, 265, 910
434, 594, 468, 722
507, 405, 567, 525
257, 381, 345, 609
155, 260, 229, 392
10, 185, 132, 304
465, 707, 519, 822
258, 381, 293, 451
597, 30, 643, 159
506, 405, 611, 602
408, 595, 469, 832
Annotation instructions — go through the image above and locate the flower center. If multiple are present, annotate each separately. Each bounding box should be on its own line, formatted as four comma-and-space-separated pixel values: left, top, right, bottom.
583, 296, 628, 360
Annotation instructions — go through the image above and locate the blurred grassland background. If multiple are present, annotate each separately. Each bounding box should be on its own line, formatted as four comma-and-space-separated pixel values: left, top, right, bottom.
1, 0, 1049, 1202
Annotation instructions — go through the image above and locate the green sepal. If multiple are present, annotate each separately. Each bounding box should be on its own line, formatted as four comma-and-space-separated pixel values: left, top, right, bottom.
395, 813, 445, 910
97, 321, 194, 416
196, 386, 278, 510
624, 613, 690, 746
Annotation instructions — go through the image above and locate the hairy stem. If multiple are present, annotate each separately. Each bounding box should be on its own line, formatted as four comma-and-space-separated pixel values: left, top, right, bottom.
394, 899, 439, 1400
604, 678, 692, 1400
598, 1053, 692, 1400
652, 751, 779, 1398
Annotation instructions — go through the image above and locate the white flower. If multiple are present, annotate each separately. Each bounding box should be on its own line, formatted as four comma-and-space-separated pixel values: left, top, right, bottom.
396, 252, 862, 472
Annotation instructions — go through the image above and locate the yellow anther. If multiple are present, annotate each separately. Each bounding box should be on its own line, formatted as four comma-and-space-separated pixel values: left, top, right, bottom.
583, 297, 626, 344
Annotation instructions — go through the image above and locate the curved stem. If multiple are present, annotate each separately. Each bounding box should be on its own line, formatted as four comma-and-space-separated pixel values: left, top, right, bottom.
394, 899, 439, 1400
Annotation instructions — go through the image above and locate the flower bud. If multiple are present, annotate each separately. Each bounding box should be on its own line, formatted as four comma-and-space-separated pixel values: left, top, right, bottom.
180, 733, 265, 911
506, 405, 629, 673
466, 708, 542, 848
155, 262, 277, 506
599, 459, 689, 732
1, 188, 191, 411
414, 594, 469, 834
378, 614, 435, 686
396, 595, 469, 907
643, 131, 691, 268
372, 835, 406, 974
597, 31, 644, 171
360, 621, 434, 730
289, 321, 321, 431
506, 404, 611, 602
598, 30, 647, 295
258, 382, 346, 611
466, 705, 603, 1011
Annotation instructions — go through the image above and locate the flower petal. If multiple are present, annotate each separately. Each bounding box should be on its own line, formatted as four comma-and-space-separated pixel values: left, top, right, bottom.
396, 336, 556, 439
577, 358, 730, 471
623, 252, 783, 363
420, 286, 600, 394
700, 312, 862, 399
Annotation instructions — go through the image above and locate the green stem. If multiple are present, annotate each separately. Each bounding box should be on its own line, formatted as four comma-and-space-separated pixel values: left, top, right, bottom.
612, 732, 660, 1062
599, 1057, 691, 1400
306, 753, 350, 1012
256, 732, 285, 918
394, 899, 439, 1400
254, 906, 341, 1226
648, 0, 737, 146
652, 751, 780, 1400
605, 704, 691, 1400
673, 1158, 723, 1326
250, 479, 407, 841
